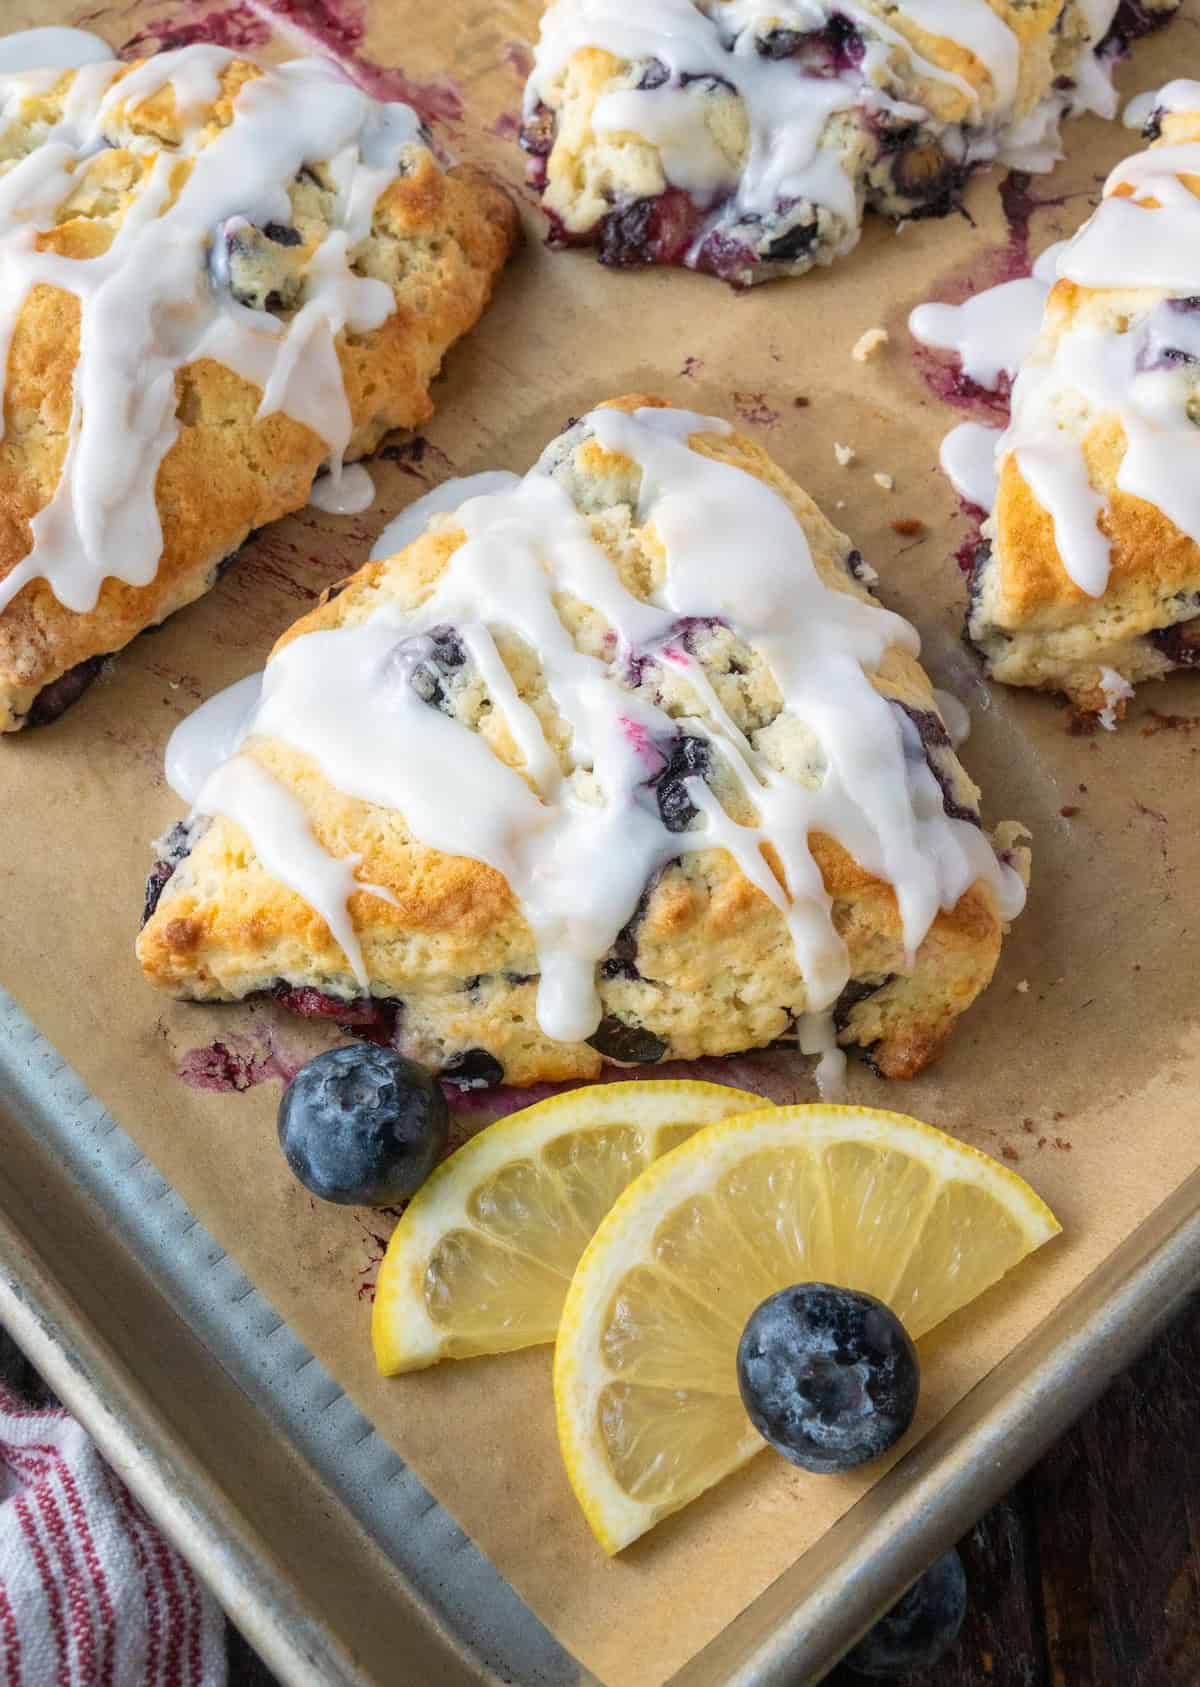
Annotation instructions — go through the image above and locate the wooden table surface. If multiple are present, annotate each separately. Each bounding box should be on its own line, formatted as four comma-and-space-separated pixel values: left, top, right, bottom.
5, 1294, 1200, 1685
827, 1289, 1200, 1687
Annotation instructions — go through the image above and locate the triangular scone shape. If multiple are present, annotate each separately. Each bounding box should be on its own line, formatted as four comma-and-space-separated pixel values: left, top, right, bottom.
138, 397, 1029, 1091
0, 48, 516, 731
967, 90, 1200, 718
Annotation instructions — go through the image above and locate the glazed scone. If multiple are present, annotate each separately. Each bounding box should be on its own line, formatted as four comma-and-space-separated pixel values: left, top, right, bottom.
519, 0, 1177, 286
138, 398, 1029, 1091
965, 82, 1200, 719
0, 45, 516, 732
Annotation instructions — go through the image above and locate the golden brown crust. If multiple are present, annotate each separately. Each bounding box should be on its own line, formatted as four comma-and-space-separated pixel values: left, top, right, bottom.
0, 59, 517, 730
969, 105, 1200, 709
138, 397, 1027, 1086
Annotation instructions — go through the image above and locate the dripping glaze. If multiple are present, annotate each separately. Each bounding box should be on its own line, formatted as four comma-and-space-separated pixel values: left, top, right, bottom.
0, 44, 424, 618
164, 476, 527, 803
913, 87, 1200, 583
177, 406, 1025, 1066
1007, 93, 1200, 595
524, 0, 1129, 272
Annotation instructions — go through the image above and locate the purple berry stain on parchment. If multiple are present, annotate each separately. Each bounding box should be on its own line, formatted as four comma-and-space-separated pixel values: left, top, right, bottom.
910, 171, 1086, 567
123, 0, 464, 129
733, 391, 782, 428
121, 3, 272, 54
177, 1031, 299, 1092
446, 1049, 824, 1129
910, 172, 1081, 424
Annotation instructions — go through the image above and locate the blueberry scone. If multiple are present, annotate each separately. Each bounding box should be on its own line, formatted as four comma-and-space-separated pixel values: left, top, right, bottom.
520, 0, 1177, 286
965, 81, 1200, 719
138, 398, 1029, 1091
0, 45, 516, 732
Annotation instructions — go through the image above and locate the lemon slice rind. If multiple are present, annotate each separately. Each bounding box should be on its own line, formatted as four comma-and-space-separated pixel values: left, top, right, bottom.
373, 1079, 764, 1374
554, 1103, 1061, 1554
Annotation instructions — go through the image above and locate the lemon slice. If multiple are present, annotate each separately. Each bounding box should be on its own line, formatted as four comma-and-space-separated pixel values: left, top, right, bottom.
554, 1104, 1061, 1553
372, 1080, 764, 1374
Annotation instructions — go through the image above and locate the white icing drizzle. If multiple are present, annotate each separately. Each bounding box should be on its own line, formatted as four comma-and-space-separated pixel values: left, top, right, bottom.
1060, 0, 1122, 127
183, 406, 1024, 1055
918, 112, 1200, 598
526, 0, 1131, 267
796, 1010, 847, 1102
369, 472, 523, 559
911, 244, 1062, 520
196, 753, 396, 990
1125, 78, 1200, 130
0, 29, 112, 75
1061, 139, 1200, 291
0, 46, 423, 618
1003, 127, 1200, 596
1097, 664, 1133, 730
932, 687, 971, 748
309, 463, 376, 515
909, 242, 1064, 392
940, 421, 1003, 513
166, 671, 263, 804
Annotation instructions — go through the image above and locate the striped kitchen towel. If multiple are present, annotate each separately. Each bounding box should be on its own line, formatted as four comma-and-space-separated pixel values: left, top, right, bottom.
0, 1385, 225, 1686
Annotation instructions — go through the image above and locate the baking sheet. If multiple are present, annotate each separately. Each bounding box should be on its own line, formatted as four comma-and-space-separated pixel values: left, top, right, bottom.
2, 3, 1200, 1683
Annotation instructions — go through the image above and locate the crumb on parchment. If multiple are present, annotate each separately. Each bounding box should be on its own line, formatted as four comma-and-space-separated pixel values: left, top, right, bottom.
873, 472, 895, 491
852, 327, 889, 362
834, 442, 856, 467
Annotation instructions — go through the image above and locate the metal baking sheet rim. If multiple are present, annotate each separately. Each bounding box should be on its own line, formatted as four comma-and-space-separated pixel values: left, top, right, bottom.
0, 987, 1198, 1687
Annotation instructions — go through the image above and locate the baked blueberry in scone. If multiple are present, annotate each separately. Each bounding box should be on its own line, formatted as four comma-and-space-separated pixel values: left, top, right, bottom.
965, 83, 1200, 720
0, 46, 516, 732
520, 0, 1177, 286
137, 398, 1030, 1091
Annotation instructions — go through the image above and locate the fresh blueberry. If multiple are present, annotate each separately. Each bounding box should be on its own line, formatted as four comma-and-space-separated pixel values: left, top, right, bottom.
210, 215, 303, 314
140, 821, 195, 927
1097, 0, 1174, 60
652, 734, 711, 832
599, 954, 641, 982
737, 1284, 919, 1474
831, 974, 895, 1036
142, 859, 176, 926
26, 653, 108, 728
1150, 618, 1200, 668
277, 1045, 448, 1206
843, 1548, 967, 1678
679, 71, 737, 96
756, 27, 807, 59
882, 132, 966, 219
519, 103, 556, 158
396, 625, 466, 712
597, 189, 706, 268
756, 16, 863, 71
587, 1014, 667, 1063
893, 702, 979, 826
262, 220, 303, 246
440, 1047, 505, 1090
600, 881, 655, 981
761, 213, 820, 264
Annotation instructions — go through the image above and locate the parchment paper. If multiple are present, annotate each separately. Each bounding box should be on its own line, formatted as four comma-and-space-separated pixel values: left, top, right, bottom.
2, 2, 1200, 1681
